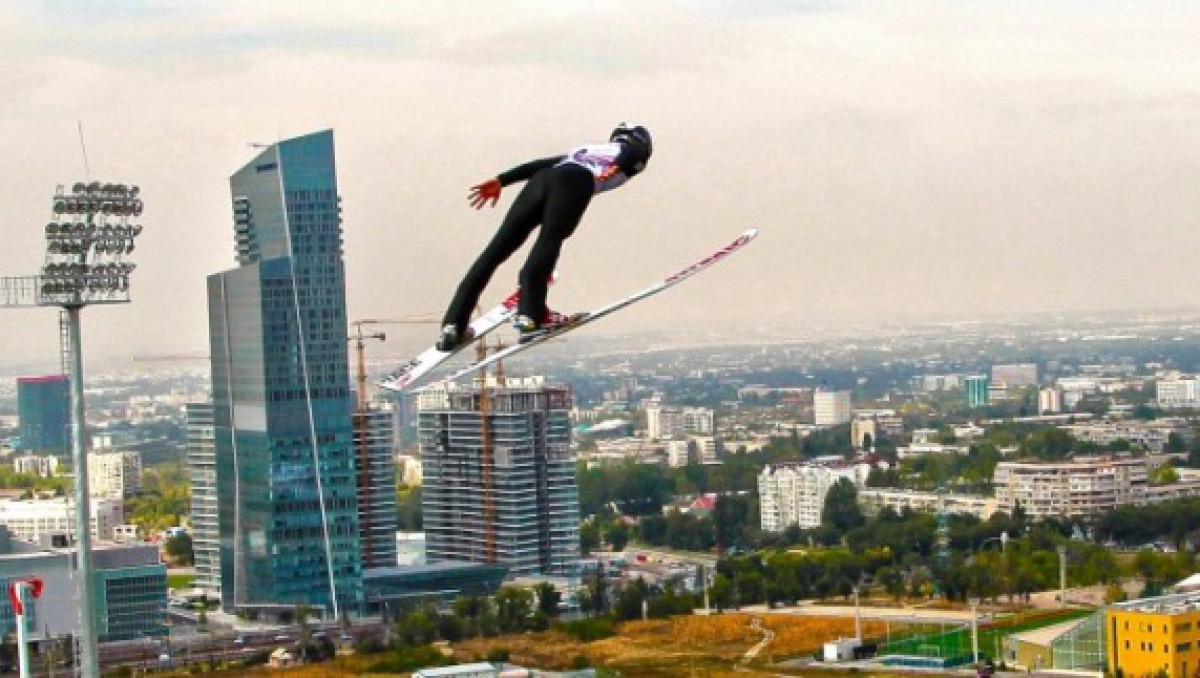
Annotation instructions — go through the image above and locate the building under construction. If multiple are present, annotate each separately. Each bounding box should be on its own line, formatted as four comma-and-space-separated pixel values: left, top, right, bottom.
418, 377, 580, 577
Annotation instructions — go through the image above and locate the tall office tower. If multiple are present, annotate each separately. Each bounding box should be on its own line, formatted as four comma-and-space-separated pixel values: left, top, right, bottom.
965, 375, 990, 408
207, 130, 362, 616
813, 389, 851, 426
16, 375, 70, 453
419, 378, 581, 577
354, 407, 398, 569
186, 402, 220, 597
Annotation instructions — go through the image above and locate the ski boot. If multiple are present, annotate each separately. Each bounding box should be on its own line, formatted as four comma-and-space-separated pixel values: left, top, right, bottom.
514, 310, 580, 344
435, 324, 475, 352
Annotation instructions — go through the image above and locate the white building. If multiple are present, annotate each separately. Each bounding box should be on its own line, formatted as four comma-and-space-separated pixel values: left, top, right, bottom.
993, 458, 1147, 519
12, 454, 58, 478
88, 450, 142, 499
692, 436, 720, 465
758, 462, 870, 531
857, 489, 997, 520
1157, 378, 1200, 409
1061, 419, 1189, 453
1038, 387, 1064, 415
992, 363, 1038, 388
0, 497, 123, 541
667, 439, 690, 467
850, 410, 904, 449
646, 404, 714, 439
813, 390, 851, 426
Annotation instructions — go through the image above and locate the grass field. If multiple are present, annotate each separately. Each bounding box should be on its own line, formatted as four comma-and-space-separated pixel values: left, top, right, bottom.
880, 608, 1095, 661
166, 573, 195, 590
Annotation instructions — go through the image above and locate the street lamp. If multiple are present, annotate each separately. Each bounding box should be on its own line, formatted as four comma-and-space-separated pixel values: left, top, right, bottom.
3, 180, 145, 678
968, 596, 980, 664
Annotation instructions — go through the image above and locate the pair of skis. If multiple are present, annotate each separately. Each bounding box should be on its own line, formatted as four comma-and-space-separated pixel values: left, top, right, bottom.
379, 227, 758, 392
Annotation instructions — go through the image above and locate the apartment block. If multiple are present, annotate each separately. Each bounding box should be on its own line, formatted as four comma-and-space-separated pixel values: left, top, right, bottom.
88, 450, 142, 499
758, 462, 870, 531
857, 489, 997, 520
993, 458, 1147, 519
813, 390, 851, 426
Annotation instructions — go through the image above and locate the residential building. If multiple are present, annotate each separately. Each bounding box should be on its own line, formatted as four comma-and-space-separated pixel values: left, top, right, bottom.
666, 439, 690, 468
813, 389, 851, 426
88, 450, 142, 499
355, 407, 398, 570
851, 410, 904, 449
16, 375, 70, 453
992, 363, 1038, 388
1157, 378, 1200, 409
993, 458, 1147, 519
185, 402, 220, 597
646, 404, 714, 439
1039, 387, 1064, 414
857, 489, 997, 520
12, 454, 58, 478
692, 436, 719, 465
1107, 592, 1200, 678
0, 533, 167, 642
758, 461, 870, 531
965, 375, 990, 408
1062, 419, 1189, 453
419, 377, 580, 577
0, 497, 123, 541
207, 130, 362, 616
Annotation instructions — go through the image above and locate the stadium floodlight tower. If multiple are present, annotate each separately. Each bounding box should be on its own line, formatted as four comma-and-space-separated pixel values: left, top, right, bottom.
40, 181, 144, 678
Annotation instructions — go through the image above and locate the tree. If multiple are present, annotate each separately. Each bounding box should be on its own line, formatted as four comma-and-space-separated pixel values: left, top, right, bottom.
495, 587, 534, 633
163, 533, 194, 566
580, 520, 601, 554
533, 582, 562, 617
820, 478, 864, 534
708, 574, 734, 611
605, 522, 630, 552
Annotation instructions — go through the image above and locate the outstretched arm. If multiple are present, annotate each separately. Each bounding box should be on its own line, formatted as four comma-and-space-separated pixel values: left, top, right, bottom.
468, 155, 566, 209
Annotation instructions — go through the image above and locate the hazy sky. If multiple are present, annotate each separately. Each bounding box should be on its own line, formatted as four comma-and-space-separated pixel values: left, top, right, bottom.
2, 1, 1200, 370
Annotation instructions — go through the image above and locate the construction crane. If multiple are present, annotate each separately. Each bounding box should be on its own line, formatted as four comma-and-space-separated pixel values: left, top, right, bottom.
348, 318, 436, 410
475, 335, 506, 564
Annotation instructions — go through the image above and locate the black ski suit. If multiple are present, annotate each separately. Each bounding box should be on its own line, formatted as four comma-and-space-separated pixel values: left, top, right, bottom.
442, 141, 650, 332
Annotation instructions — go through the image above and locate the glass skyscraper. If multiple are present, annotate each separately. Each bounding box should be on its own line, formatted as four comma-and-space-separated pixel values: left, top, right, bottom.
16, 375, 70, 454
207, 130, 362, 616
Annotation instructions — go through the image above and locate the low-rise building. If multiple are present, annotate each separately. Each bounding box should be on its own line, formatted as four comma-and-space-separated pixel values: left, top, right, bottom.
0, 496, 123, 541
1062, 419, 1189, 453
1108, 592, 1200, 678
0, 531, 167, 642
857, 489, 997, 520
12, 454, 58, 477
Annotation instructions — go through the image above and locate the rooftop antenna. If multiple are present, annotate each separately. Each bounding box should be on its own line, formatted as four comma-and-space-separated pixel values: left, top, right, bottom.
77, 121, 91, 181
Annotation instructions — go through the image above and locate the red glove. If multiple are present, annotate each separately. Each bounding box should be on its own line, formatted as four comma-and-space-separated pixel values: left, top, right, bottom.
469, 179, 502, 209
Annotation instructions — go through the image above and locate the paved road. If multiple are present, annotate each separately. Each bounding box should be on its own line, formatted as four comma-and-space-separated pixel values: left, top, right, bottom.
741, 602, 979, 624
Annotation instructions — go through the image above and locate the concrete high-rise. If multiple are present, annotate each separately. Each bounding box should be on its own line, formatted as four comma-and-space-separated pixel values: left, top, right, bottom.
813, 389, 851, 426
16, 375, 70, 454
418, 377, 580, 577
186, 402, 220, 597
354, 407, 398, 569
207, 130, 361, 616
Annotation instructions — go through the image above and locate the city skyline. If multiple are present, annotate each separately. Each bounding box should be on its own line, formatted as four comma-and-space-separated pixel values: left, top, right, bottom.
3, 2, 1200, 370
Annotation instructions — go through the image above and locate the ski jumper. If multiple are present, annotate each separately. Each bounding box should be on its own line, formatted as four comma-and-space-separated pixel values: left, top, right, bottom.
442, 141, 651, 333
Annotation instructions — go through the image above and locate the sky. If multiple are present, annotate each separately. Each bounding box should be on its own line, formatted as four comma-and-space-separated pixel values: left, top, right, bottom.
2, 1, 1200, 370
